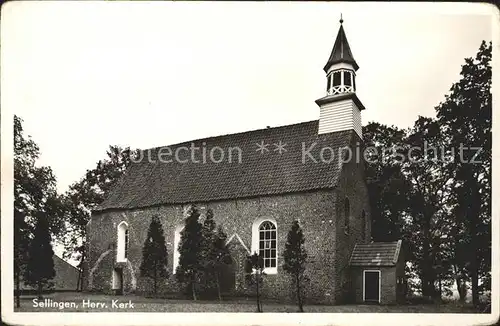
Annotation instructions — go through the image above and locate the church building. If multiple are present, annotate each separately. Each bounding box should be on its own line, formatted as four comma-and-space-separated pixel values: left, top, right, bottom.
84, 17, 405, 305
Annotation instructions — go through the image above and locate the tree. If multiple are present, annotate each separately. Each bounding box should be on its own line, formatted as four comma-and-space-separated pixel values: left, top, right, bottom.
212, 225, 232, 300
356, 41, 491, 302
434, 41, 492, 305
59, 145, 135, 290
282, 220, 308, 312
24, 216, 55, 299
139, 215, 169, 295
363, 122, 410, 242
403, 116, 455, 299
176, 205, 203, 300
200, 209, 217, 297
246, 253, 265, 312
14, 211, 29, 308
200, 209, 232, 300
14, 115, 64, 306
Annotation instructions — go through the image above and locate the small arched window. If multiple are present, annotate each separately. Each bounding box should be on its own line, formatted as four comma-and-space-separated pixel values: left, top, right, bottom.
361, 210, 366, 240
117, 221, 129, 262
259, 221, 277, 268
344, 198, 350, 234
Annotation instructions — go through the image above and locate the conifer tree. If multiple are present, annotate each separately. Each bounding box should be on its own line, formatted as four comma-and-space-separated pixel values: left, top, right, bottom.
200, 209, 217, 297
200, 209, 233, 300
212, 225, 232, 300
25, 215, 55, 299
176, 205, 203, 300
283, 220, 308, 312
139, 215, 169, 295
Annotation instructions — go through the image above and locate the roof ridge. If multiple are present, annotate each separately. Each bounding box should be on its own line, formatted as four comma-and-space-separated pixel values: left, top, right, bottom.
141, 120, 319, 152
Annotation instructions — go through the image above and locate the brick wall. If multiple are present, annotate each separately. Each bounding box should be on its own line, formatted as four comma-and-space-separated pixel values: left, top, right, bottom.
351, 266, 397, 304
52, 256, 81, 291
333, 133, 371, 303
85, 190, 340, 304
85, 131, 371, 305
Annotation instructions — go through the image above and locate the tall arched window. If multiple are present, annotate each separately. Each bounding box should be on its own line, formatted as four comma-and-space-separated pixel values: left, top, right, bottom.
117, 221, 129, 262
259, 221, 277, 268
344, 198, 350, 234
361, 210, 366, 240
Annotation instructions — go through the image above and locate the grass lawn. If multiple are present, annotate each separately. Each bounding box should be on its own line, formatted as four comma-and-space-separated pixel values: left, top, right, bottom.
14, 291, 482, 313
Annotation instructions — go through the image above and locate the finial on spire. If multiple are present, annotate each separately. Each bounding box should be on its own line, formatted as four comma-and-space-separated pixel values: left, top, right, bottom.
340, 13, 343, 24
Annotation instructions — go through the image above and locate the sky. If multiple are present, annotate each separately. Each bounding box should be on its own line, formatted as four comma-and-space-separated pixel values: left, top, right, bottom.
2, 2, 495, 193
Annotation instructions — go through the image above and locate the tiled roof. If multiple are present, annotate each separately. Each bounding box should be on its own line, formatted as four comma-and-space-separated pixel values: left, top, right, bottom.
349, 240, 402, 267
324, 24, 359, 72
96, 120, 355, 212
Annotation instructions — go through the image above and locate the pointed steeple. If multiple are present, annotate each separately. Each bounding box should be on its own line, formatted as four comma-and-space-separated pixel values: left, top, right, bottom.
315, 14, 365, 139
323, 16, 359, 72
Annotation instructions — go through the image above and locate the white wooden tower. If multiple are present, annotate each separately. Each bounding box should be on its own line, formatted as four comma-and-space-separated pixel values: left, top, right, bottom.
316, 15, 366, 139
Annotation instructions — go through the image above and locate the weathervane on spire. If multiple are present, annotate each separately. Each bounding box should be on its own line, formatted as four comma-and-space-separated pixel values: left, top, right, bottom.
340, 13, 343, 24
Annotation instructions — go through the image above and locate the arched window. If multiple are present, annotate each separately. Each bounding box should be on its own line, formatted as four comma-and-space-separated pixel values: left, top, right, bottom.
361, 210, 366, 240
344, 198, 350, 234
259, 221, 277, 268
251, 218, 278, 274
117, 221, 129, 262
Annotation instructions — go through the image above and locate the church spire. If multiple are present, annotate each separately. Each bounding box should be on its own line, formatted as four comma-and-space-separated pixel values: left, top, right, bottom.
323, 16, 359, 72
315, 14, 365, 139
322, 16, 359, 97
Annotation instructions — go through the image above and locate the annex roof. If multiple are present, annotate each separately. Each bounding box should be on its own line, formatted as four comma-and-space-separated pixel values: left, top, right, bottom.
349, 240, 402, 267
